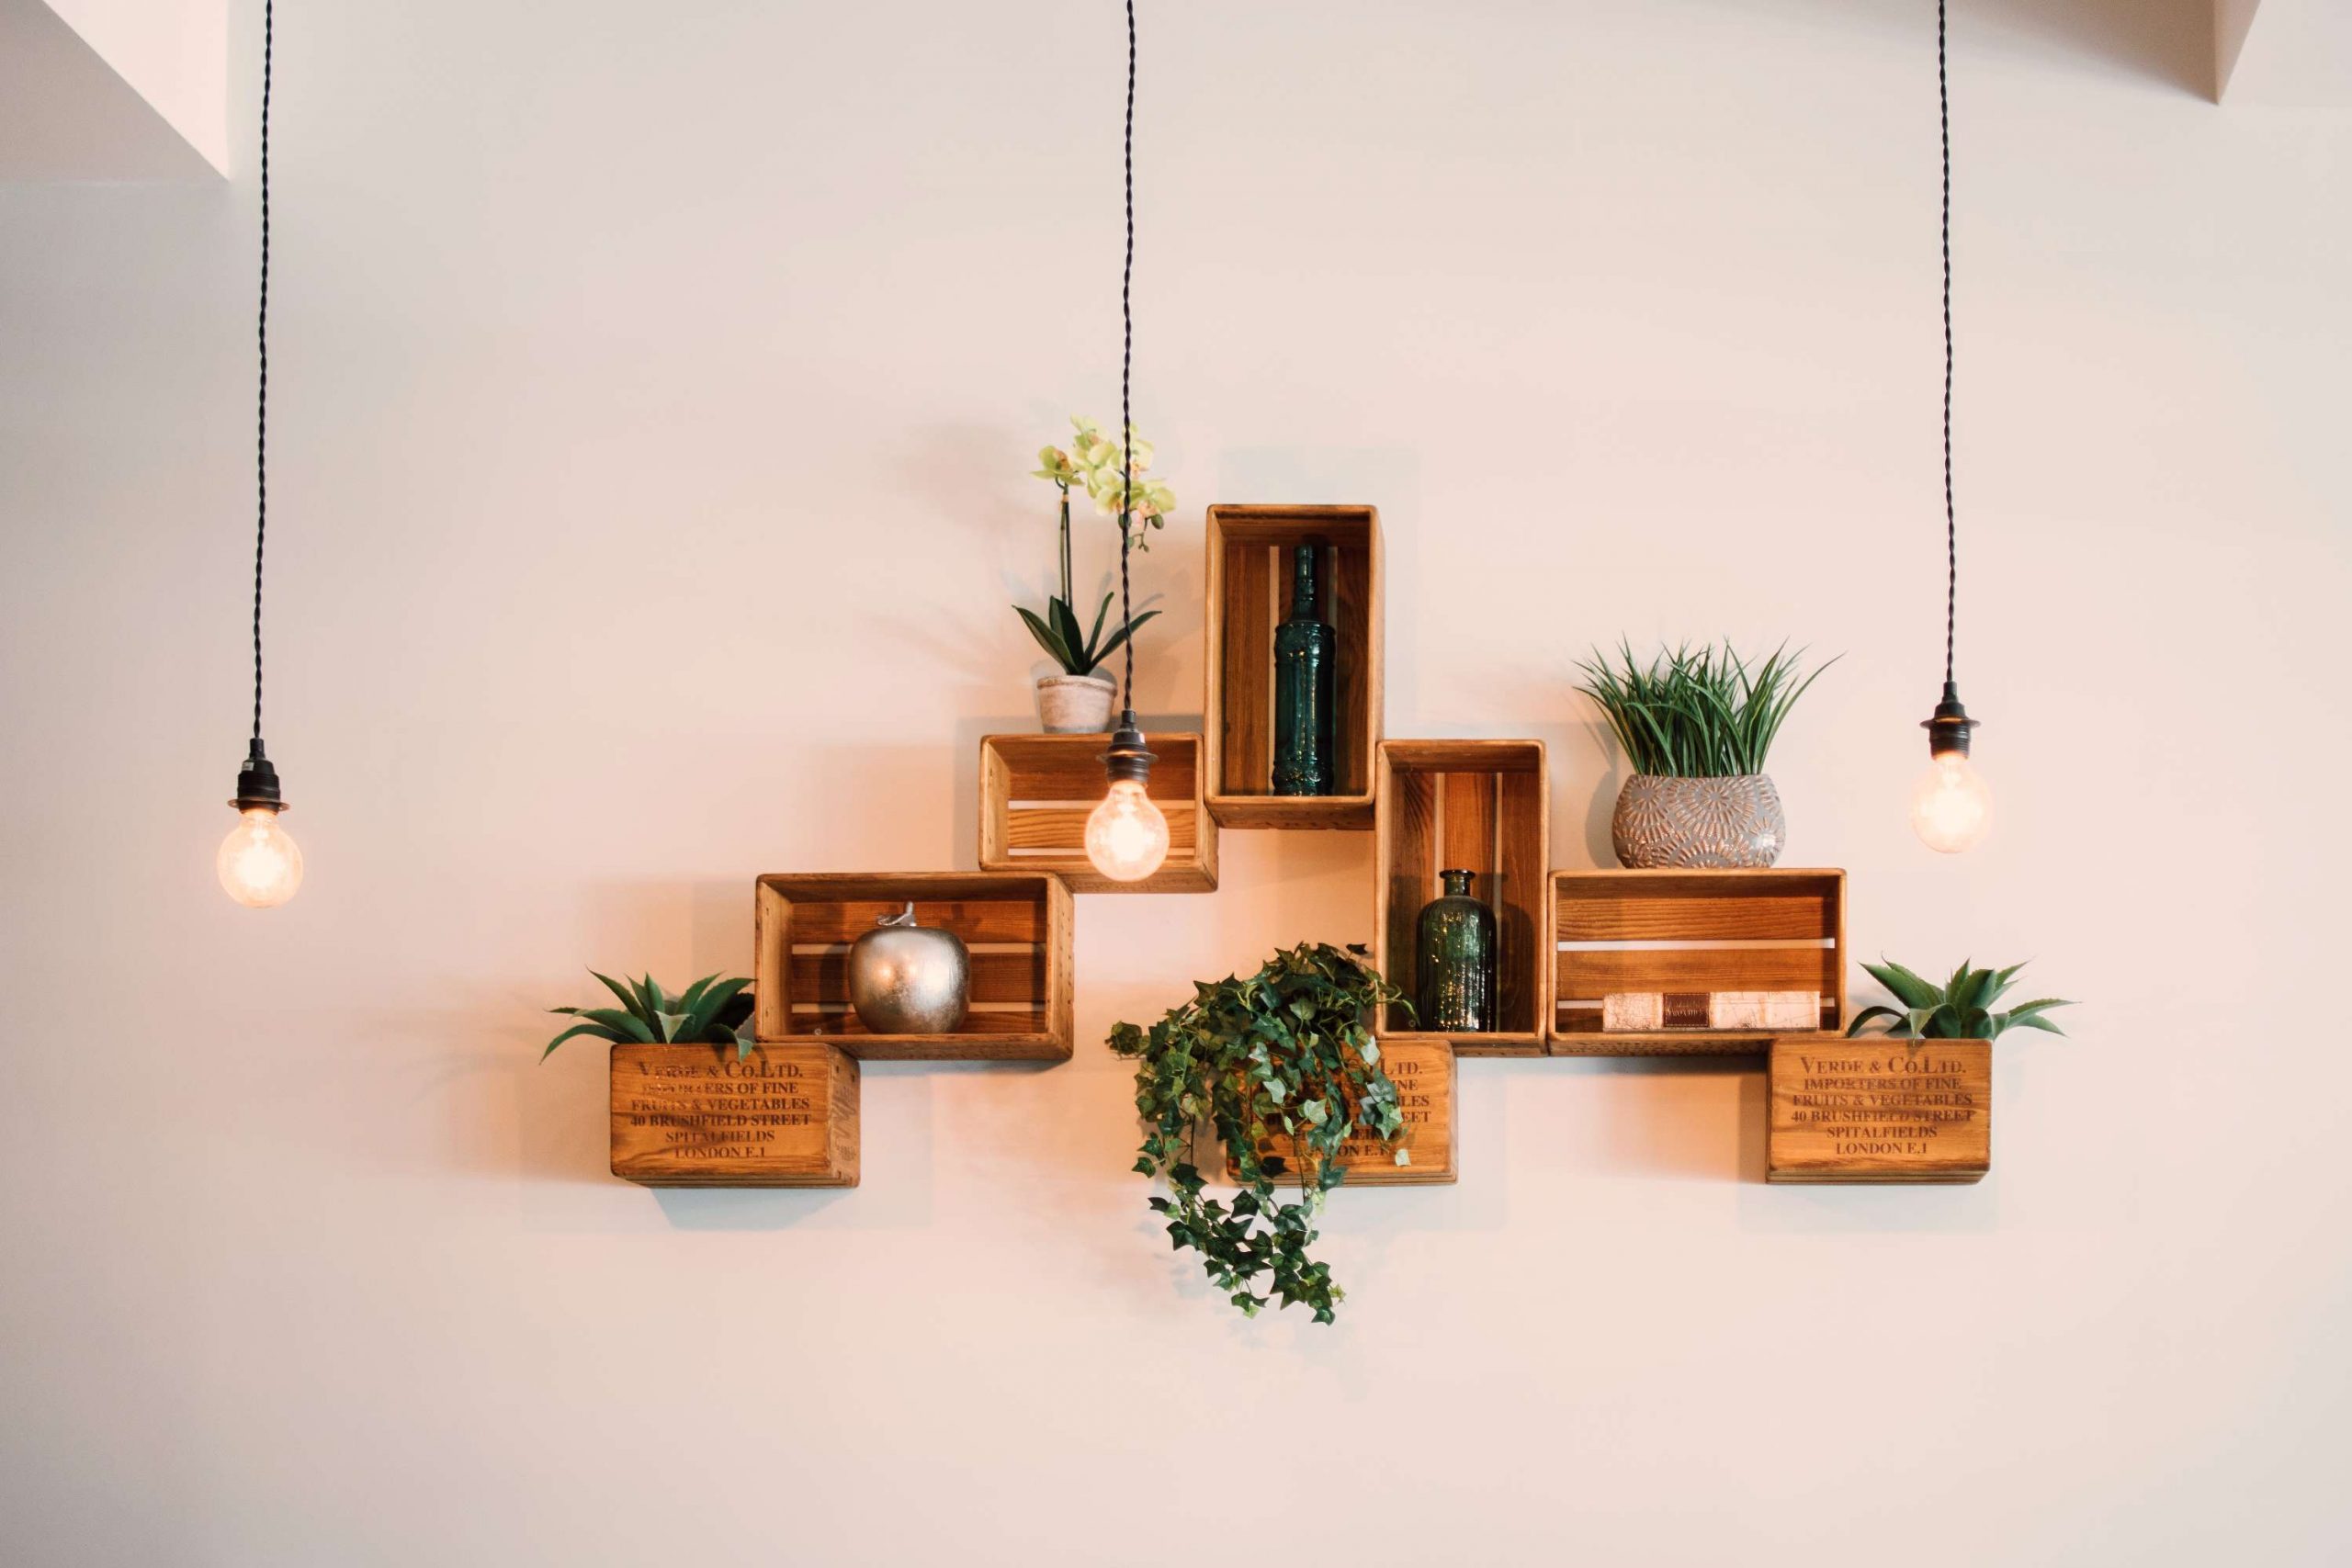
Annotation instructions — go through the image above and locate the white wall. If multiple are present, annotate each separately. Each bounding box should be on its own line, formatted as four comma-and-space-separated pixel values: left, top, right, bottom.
4, 2, 2347, 1562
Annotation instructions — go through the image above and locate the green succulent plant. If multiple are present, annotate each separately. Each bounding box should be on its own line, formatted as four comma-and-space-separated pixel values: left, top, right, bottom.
1109, 942, 1412, 1325
1846, 959, 2073, 1042
542, 972, 755, 1061
1575, 639, 1835, 777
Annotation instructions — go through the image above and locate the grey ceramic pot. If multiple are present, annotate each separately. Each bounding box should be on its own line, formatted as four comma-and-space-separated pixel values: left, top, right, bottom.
1611, 774, 1786, 869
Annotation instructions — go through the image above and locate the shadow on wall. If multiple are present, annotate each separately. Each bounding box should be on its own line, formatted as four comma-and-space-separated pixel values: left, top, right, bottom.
1694, 0, 2217, 100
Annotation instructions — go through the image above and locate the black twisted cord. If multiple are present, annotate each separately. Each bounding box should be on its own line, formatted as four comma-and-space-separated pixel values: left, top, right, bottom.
1939, 0, 1956, 688
1117, 0, 1136, 712
251, 0, 274, 743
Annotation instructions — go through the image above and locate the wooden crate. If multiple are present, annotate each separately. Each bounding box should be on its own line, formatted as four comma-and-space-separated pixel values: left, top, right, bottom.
753, 872, 1074, 1061
610, 1041, 859, 1188
1548, 869, 1847, 1055
1202, 505, 1383, 829
1768, 1036, 1990, 1184
1374, 739, 1549, 1057
1227, 1039, 1456, 1187
978, 732, 1218, 893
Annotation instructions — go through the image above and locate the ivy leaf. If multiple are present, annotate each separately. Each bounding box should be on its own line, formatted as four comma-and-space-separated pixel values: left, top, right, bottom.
1102, 942, 1409, 1328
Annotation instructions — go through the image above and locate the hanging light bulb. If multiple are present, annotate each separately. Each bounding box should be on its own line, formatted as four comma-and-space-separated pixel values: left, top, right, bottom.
1911, 684, 1988, 853
1908, 0, 1991, 855
219, 740, 304, 906
1087, 725, 1170, 882
219, 0, 305, 907
1082, 0, 1164, 886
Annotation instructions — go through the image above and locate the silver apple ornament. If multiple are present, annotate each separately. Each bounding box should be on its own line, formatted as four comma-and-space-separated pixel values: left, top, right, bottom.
848, 903, 970, 1033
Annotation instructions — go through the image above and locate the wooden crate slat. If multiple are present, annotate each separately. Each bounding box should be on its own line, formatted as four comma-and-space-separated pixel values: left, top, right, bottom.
784, 898, 1047, 945
1379, 768, 1438, 1032
755, 873, 1072, 1059
1550, 1028, 1791, 1055
1218, 540, 1272, 796
1438, 772, 1498, 883
983, 739, 1198, 801
610, 1042, 859, 1189
1768, 1036, 1991, 1183
1329, 543, 1375, 797
787, 946, 1044, 1005
1547, 869, 1847, 1055
978, 733, 1217, 893
999, 806, 1200, 853
1203, 505, 1382, 829
1553, 878, 1839, 942
1554, 943, 1838, 997
1373, 739, 1549, 1054
1493, 768, 1545, 1043
786, 1005, 1050, 1036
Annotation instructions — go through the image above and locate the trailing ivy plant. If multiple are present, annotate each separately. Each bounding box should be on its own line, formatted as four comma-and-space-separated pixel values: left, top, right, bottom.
542, 972, 755, 1060
1847, 959, 2073, 1042
1109, 942, 1411, 1325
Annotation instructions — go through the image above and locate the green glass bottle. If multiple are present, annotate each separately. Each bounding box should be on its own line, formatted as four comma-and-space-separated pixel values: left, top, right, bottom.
1272, 544, 1336, 795
1416, 868, 1497, 1032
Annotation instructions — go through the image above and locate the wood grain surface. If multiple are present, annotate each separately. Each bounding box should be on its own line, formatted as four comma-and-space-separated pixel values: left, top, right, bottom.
978, 732, 1217, 893
754, 872, 1073, 1060
610, 1041, 859, 1188
1374, 739, 1549, 1055
1202, 505, 1382, 829
1767, 1036, 1990, 1183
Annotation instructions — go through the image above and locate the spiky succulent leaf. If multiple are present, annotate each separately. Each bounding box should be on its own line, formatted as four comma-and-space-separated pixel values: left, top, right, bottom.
587, 970, 643, 1018
541, 1021, 618, 1060
681, 976, 752, 1041
555, 1006, 656, 1043
1864, 960, 1944, 1011
1849, 961, 2075, 1042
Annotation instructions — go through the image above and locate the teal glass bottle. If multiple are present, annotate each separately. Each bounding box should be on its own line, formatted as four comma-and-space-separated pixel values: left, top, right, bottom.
1416, 869, 1497, 1032
1272, 545, 1336, 795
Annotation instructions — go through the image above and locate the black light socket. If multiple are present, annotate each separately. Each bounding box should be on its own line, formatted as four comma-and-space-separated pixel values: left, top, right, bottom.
1100, 711, 1157, 786
1920, 681, 1980, 760
231, 737, 288, 812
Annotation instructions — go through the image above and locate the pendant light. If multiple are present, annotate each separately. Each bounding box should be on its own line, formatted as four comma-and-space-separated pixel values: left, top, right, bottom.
1909, 0, 1992, 855
1084, 0, 1171, 885
217, 0, 304, 908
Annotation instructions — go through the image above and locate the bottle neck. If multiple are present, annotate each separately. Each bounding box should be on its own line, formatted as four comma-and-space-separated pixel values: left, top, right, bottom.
1441, 870, 1474, 897
1289, 546, 1320, 618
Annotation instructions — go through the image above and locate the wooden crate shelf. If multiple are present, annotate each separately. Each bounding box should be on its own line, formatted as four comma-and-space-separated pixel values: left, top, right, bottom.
1547, 868, 1847, 1055
1374, 739, 1550, 1057
1226, 1039, 1457, 1186
610, 1041, 859, 1188
1202, 505, 1383, 830
978, 732, 1217, 893
753, 872, 1074, 1061
1768, 1035, 1990, 1184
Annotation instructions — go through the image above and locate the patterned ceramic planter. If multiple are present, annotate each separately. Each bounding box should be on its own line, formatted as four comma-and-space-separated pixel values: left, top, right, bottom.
1611, 774, 1786, 869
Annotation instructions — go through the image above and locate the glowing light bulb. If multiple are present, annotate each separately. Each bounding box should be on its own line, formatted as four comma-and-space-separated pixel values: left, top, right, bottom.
218, 807, 304, 907
1910, 752, 1990, 854
1085, 778, 1170, 882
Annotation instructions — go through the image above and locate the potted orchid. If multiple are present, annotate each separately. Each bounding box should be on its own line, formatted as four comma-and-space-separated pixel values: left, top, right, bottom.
1017, 416, 1174, 733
